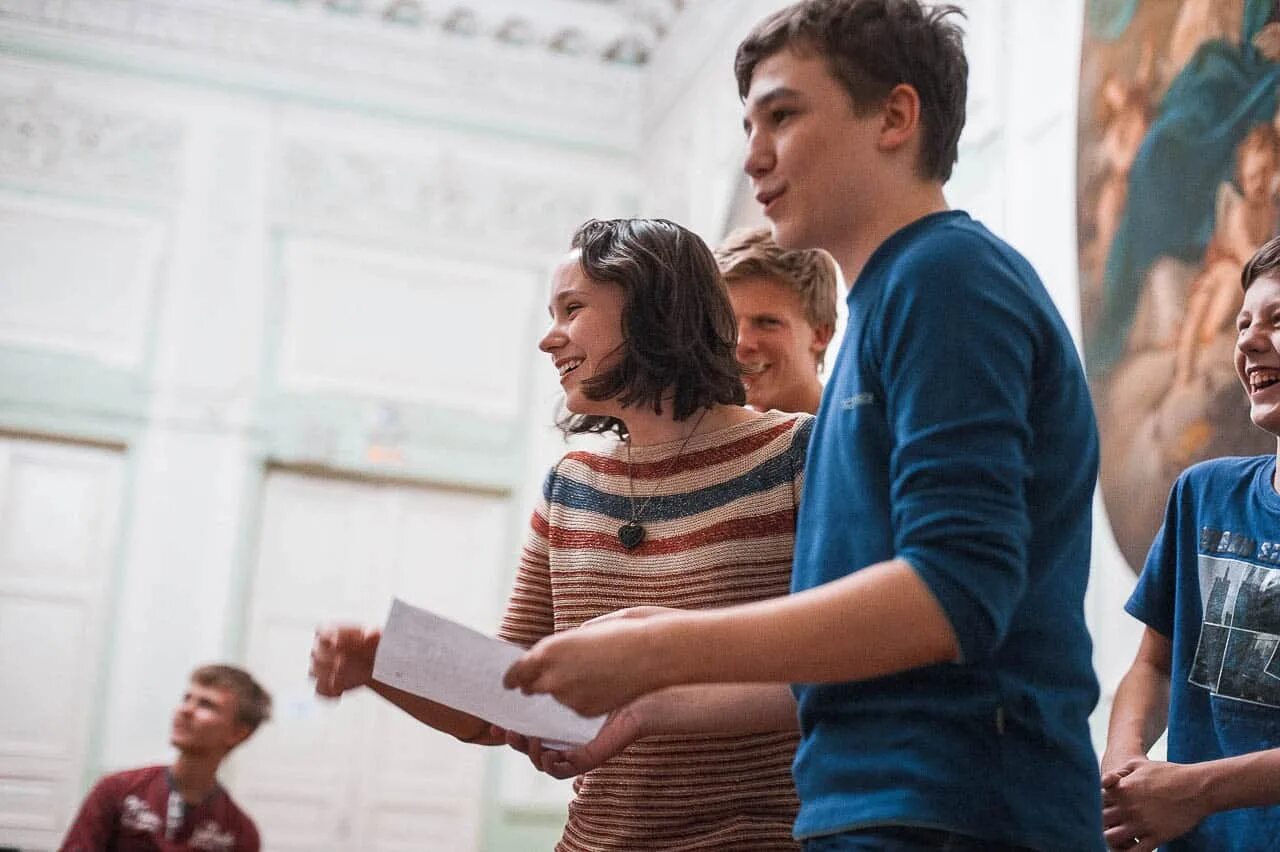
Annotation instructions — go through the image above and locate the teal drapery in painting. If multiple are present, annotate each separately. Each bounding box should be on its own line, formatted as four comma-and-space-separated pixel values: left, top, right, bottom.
1088, 0, 1280, 376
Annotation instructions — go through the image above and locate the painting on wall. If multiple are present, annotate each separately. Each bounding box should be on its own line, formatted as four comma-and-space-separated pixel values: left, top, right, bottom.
1080, 0, 1280, 571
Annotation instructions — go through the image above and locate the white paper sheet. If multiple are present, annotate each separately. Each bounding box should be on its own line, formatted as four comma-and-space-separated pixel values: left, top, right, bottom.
372, 597, 605, 747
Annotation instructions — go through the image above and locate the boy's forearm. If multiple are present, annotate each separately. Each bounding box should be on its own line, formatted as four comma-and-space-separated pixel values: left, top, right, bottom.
369, 680, 502, 745
1104, 627, 1173, 767
1198, 748, 1280, 813
1105, 659, 1171, 760
636, 683, 798, 737
651, 558, 960, 687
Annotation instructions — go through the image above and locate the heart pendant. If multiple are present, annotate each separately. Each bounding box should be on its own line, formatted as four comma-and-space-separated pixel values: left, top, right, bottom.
618, 522, 646, 550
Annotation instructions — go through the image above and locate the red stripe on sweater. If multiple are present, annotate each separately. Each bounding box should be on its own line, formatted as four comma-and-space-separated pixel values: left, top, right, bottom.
563, 418, 797, 478
546, 508, 794, 555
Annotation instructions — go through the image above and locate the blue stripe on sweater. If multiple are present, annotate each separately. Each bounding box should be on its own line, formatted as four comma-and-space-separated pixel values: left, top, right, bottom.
545, 448, 798, 521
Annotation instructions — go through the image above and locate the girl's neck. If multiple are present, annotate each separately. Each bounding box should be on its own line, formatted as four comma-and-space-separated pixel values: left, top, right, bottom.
624, 404, 757, 446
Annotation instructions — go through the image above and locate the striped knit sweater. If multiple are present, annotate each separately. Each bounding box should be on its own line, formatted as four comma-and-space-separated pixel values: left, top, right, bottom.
498, 409, 812, 851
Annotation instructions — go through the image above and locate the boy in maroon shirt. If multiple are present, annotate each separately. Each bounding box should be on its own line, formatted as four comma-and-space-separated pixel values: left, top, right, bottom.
61, 664, 271, 852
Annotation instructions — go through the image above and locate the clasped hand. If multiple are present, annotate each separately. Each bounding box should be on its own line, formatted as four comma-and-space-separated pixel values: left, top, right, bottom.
502, 605, 672, 717
1101, 757, 1207, 851
501, 606, 675, 777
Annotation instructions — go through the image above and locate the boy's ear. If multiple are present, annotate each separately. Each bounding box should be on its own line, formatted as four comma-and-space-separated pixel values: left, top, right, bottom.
812, 323, 835, 353
227, 722, 253, 751
877, 83, 922, 154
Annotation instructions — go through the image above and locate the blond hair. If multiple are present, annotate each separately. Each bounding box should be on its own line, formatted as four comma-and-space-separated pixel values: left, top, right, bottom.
191, 664, 272, 732
716, 227, 839, 364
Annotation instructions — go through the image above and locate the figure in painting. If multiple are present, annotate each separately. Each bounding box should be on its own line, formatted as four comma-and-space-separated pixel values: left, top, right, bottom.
1174, 122, 1280, 388
1081, 0, 1280, 570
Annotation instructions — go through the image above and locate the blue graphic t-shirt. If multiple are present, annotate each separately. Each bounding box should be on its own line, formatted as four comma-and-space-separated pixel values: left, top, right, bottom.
1127, 455, 1280, 851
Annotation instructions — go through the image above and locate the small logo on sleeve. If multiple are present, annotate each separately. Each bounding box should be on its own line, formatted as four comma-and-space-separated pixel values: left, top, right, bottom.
839, 391, 880, 409
840, 392, 878, 409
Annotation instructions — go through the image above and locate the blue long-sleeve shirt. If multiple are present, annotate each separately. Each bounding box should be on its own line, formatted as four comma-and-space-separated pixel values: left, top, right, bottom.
791, 211, 1102, 850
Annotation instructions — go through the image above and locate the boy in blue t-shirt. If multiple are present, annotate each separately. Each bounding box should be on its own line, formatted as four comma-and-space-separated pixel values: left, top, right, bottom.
1103, 235, 1280, 852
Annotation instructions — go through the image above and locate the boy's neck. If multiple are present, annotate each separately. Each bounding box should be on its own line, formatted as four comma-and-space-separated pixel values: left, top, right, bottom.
170, 751, 222, 804
832, 182, 949, 285
765, 376, 823, 416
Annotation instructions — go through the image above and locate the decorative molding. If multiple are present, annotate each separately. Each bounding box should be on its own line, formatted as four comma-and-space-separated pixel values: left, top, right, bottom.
0, 80, 184, 203
0, 0, 656, 150
304, 0, 689, 67
273, 135, 620, 255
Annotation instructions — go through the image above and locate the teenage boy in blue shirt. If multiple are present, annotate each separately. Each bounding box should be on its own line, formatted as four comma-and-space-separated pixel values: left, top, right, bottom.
503, 2, 1103, 849
1102, 236, 1280, 852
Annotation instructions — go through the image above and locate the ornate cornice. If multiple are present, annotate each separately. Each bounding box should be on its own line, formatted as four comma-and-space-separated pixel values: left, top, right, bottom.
272, 134, 632, 257
0, 0, 666, 150
318, 0, 688, 67
0, 0, 689, 66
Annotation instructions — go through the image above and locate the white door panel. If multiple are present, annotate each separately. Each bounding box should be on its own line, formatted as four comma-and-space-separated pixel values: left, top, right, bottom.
239, 470, 508, 852
386, 488, 508, 631
0, 437, 124, 852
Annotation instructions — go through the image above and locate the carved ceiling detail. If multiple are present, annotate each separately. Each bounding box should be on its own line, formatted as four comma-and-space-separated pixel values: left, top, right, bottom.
0, 0, 688, 66
274, 136, 620, 254
0, 81, 184, 203
0, 0, 669, 148
321, 0, 688, 66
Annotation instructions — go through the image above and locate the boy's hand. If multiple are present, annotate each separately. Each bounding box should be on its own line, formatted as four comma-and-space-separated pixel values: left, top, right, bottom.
1099, 745, 1145, 781
504, 705, 645, 779
310, 625, 381, 698
1101, 758, 1208, 851
503, 617, 668, 717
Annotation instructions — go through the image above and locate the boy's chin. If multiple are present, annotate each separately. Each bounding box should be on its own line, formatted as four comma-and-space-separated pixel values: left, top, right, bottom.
769, 221, 808, 252
769, 215, 827, 253
1249, 408, 1280, 436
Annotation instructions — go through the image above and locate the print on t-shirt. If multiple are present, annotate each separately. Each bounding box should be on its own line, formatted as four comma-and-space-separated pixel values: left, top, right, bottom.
1190, 553, 1280, 708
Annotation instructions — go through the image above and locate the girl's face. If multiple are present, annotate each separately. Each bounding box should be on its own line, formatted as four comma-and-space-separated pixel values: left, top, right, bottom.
539, 251, 628, 416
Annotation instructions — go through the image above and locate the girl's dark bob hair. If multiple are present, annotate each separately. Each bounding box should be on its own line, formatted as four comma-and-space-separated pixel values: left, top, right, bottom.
561, 218, 746, 439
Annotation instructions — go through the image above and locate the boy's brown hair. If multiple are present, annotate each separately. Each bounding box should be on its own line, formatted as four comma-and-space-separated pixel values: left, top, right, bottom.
1242, 234, 1280, 292
735, 0, 967, 182
191, 664, 273, 732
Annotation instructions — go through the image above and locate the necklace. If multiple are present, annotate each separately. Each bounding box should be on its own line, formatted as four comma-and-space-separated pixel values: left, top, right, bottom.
619, 409, 708, 550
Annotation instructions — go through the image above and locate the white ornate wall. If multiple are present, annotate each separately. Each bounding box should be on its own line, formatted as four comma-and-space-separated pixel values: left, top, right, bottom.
0, 1, 1143, 849
0, 2, 648, 848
